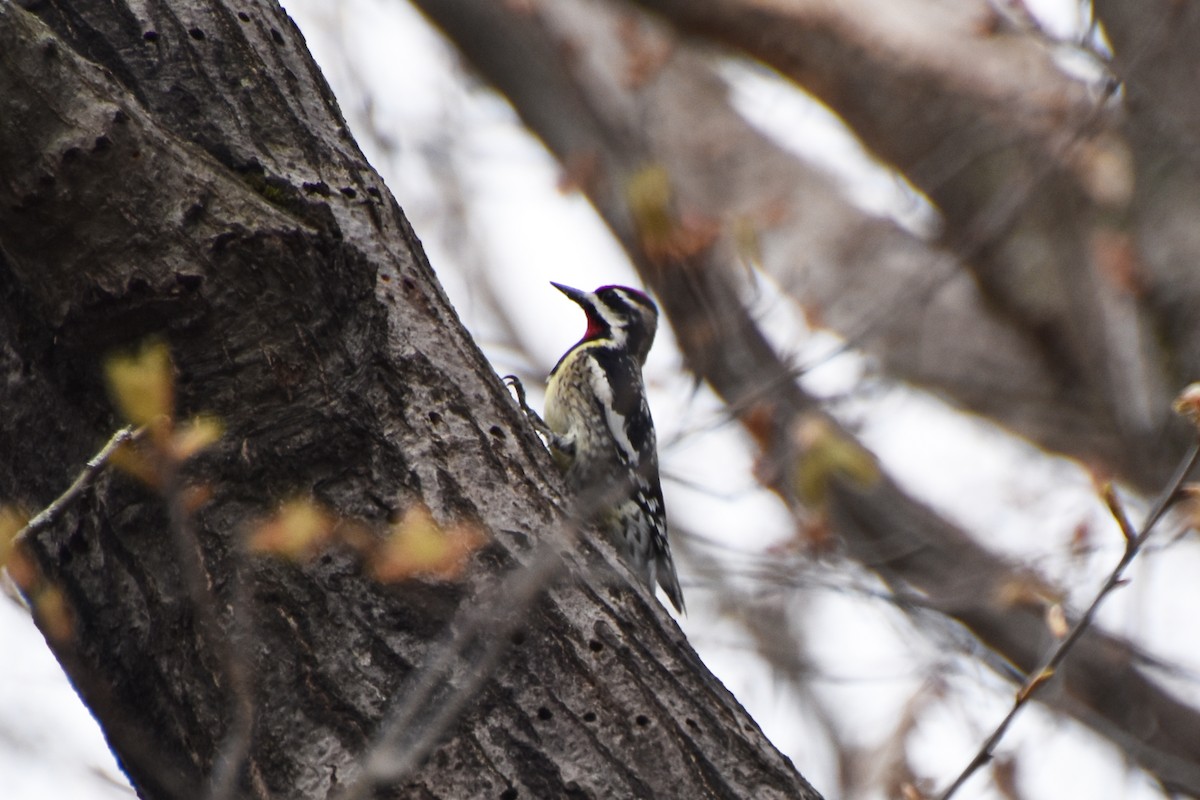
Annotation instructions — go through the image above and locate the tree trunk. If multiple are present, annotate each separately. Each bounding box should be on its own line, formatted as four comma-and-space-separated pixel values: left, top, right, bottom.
0, 1, 821, 798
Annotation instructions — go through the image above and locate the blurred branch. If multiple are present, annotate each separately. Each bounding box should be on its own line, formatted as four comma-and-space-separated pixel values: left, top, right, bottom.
1095, 0, 1200, 151
627, 0, 1188, 490
625, 0, 1101, 171
1091, 0, 1200, 467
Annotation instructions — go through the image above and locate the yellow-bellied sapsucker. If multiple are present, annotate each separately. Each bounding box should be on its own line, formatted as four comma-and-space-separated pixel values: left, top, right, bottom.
507, 283, 684, 613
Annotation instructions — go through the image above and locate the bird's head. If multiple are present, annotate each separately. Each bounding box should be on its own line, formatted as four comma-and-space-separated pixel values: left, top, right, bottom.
552, 282, 659, 364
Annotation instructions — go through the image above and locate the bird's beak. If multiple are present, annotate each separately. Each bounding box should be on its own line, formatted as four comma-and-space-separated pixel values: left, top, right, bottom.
550, 282, 590, 307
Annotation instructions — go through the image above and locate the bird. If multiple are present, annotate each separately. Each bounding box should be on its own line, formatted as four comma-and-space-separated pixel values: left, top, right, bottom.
506, 282, 684, 613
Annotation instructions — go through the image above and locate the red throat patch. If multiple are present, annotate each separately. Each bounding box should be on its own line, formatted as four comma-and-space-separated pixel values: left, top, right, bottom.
583, 311, 606, 341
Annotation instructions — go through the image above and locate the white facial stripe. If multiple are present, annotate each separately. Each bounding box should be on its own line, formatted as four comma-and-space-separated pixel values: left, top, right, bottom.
616, 288, 646, 310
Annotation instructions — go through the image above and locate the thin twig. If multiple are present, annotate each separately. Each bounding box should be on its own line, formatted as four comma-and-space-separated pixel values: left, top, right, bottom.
936, 440, 1200, 800
3, 425, 140, 610
12, 425, 141, 549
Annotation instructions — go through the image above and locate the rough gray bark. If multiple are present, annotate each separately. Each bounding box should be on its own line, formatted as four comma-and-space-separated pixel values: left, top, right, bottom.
0, 1, 821, 798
